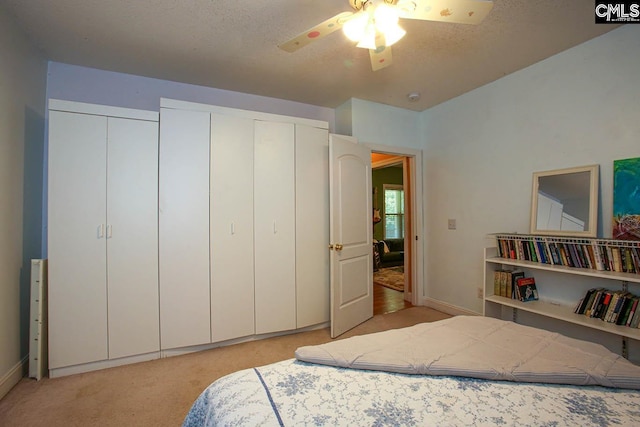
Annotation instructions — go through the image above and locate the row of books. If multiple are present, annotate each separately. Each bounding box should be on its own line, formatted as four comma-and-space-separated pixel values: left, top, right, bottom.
574, 288, 640, 328
493, 270, 539, 302
496, 236, 640, 274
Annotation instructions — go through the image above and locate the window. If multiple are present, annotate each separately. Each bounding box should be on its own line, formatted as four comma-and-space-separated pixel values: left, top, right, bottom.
383, 184, 404, 239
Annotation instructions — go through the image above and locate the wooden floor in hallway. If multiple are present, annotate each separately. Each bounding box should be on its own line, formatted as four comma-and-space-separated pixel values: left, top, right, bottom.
373, 283, 412, 315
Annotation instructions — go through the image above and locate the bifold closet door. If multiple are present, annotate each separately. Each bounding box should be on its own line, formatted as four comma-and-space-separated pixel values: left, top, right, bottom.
106, 117, 160, 358
295, 124, 330, 328
210, 114, 255, 342
159, 108, 211, 349
48, 111, 108, 369
254, 120, 296, 334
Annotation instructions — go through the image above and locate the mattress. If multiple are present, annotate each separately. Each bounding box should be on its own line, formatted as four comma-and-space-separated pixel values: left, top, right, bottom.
183, 316, 640, 426
183, 358, 640, 426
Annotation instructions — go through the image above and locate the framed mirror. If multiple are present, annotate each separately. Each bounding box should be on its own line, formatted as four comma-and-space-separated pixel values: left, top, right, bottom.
530, 164, 599, 237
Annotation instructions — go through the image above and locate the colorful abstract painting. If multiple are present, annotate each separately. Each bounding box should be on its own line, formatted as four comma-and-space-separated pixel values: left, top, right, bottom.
613, 157, 640, 240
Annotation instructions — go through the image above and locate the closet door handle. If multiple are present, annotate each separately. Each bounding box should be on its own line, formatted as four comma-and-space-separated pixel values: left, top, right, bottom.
106, 224, 112, 239
231, 222, 235, 235
273, 221, 277, 234
97, 224, 105, 239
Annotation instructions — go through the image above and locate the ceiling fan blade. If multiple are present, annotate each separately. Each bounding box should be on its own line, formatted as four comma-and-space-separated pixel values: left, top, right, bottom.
278, 11, 354, 53
370, 45, 392, 71
404, 0, 494, 25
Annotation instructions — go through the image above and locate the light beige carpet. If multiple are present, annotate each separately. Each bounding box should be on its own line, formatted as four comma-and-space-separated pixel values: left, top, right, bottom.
0, 307, 451, 427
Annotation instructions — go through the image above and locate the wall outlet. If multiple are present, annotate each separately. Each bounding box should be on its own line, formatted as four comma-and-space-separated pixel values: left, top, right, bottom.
477, 287, 483, 298
448, 218, 456, 230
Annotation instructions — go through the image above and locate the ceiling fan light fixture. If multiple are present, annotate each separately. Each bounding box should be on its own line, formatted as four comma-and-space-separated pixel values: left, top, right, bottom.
343, 12, 369, 42
373, 3, 400, 30
355, 23, 378, 49
382, 24, 406, 46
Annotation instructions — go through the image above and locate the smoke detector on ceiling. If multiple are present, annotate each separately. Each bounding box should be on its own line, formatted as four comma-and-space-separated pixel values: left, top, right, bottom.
407, 92, 421, 102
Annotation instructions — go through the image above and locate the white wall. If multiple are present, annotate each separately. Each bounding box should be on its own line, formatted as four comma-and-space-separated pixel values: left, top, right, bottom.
0, 7, 47, 398
420, 25, 640, 314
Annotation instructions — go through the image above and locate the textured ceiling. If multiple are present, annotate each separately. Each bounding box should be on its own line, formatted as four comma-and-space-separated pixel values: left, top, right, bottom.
1, 0, 619, 111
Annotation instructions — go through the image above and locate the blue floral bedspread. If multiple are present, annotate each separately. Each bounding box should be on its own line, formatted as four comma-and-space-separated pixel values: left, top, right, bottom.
183, 358, 640, 426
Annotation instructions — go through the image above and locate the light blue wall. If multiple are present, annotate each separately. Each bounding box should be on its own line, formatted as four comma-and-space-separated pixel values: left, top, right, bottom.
0, 6, 47, 397
419, 25, 640, 313
346, 98, 421, 149
47, 62, 336, 126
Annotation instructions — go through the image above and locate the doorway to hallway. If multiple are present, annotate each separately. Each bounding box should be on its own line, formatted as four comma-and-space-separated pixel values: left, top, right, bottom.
371, 152, 414, 314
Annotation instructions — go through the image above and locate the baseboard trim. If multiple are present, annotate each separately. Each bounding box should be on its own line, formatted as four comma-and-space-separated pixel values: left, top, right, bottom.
423, 298, 480, 317
49, 352, 161, 378
0, 356, 28, 399
161, 322, 331, 359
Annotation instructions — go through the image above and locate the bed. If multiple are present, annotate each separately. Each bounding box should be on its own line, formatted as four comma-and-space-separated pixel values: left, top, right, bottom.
183, 316, 640, 426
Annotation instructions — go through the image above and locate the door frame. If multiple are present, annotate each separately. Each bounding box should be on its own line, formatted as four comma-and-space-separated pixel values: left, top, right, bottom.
366, 143, 424, 306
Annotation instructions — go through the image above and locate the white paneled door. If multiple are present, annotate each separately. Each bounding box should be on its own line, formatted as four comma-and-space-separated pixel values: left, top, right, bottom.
329, 134, 373, 338
159, 108, 212, 349
48, 110, 109, 368
106, 117, 159, 359
295, 124, 330, 328
254, 120, 296, 334
48, 104, 160, 370
210, 113, 256, 342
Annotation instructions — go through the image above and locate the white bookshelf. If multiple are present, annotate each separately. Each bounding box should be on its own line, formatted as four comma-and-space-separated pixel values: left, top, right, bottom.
484, 236, 640, 358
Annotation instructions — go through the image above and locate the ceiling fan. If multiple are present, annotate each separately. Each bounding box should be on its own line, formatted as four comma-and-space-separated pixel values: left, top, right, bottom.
279, 0, 494, 71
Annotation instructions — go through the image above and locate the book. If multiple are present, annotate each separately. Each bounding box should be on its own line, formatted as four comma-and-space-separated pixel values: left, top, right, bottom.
582, 244, 595, 269
516, 277, 538, 302
612, 247, 623, 272
510, 271, 525, 299
531, 240, 540, 263
625, 248, 635, 274
594, 290, 612, 320
625, 297, 639, 327
587, 289, 605, 317
576, 287, 600, 315
542, 239, 555, 265
559, 244, 570, 266
605, 245, 615, 271
602, 291, 620, 322
631, 301, 640, 328
591, 243, 605, 271
617, 296, 636, 326
548, 242, 560, 265
499, 270, 508, 297
631, 248, 640, 275
611, 292, 631, 324
493, 270, 502, 296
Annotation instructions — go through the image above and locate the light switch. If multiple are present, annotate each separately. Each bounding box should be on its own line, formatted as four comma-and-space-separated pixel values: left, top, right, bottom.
448, 219, 456, 230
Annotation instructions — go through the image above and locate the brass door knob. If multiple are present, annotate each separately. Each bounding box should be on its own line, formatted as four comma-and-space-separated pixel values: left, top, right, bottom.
334, 243, 343, 251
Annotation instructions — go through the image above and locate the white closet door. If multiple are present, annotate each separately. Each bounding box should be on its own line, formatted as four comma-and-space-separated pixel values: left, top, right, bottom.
106, 117, 160, 358
159, 108, 211, 349
295, 124, 330, 328
48, 111, 108, 368
254, 120, 296, 334
210, 114, 255, 342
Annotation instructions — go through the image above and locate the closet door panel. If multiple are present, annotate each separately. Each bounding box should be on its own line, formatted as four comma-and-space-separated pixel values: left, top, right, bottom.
210, 114, 255, 342
48, 111, 108, 368
295, 125, 330, 328
107, 117, 160, 358
159, 108, 211, 349
254, 120, 296, 334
